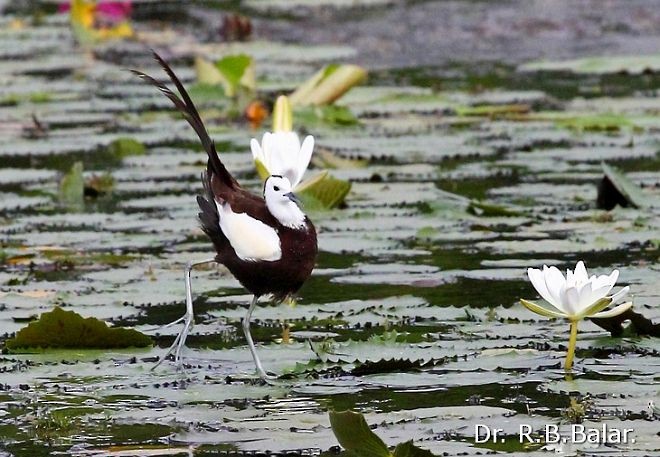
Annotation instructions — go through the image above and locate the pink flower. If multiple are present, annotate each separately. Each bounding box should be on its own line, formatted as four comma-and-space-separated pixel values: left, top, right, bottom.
59, 1, 132, 22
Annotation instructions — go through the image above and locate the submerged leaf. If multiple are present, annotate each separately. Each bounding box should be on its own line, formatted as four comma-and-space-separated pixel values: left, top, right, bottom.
6, 307, 152, 350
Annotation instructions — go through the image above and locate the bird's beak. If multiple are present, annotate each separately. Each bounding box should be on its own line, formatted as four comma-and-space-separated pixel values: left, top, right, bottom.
284, 192, 301, 205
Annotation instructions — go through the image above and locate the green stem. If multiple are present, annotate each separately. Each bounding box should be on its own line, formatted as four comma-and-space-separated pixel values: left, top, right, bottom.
565, 320, 579, 371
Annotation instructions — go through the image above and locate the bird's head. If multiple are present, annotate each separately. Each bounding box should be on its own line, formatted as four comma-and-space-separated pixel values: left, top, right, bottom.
264, 175, 306, 229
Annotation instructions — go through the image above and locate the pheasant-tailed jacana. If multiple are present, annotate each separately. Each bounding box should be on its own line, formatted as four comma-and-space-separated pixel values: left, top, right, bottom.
133, 52, 318, 379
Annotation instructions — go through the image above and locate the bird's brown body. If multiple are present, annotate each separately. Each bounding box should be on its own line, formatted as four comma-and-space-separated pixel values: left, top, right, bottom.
197, 172, 317, 300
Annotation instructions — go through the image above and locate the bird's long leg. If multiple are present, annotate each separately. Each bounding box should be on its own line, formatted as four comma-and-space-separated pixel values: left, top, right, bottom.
153, 258, 215, 370
243, 295, 272, 380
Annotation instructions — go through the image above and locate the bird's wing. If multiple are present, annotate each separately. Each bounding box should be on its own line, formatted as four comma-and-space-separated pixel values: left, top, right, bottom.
212, 176, 277, 223
216, 201, 282, 262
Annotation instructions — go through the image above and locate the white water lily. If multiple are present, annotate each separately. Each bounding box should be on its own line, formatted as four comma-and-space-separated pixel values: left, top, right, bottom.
250, 131, 314, 188
523, 261, 631, 320
521, 261, 632, 371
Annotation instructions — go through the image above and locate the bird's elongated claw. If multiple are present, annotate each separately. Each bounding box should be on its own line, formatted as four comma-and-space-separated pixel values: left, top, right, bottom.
152, 258, 215, 370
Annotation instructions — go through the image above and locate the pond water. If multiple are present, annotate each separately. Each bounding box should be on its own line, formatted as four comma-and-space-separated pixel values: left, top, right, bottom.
0, 2, 659, 456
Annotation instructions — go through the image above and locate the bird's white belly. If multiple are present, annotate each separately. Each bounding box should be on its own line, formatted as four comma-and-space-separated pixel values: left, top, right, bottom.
216, 201, 282, 262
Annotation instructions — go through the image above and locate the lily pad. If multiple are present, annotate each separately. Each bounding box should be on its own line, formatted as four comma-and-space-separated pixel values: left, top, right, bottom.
519, 54, 660, 75
6, 306, 152, 350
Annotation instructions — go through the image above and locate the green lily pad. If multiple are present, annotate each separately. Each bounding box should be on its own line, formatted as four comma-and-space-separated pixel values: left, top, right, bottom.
6, 307, 152, 350
108, 137, 146, 158
294, 104, 359, 127
298, 172, 351, 209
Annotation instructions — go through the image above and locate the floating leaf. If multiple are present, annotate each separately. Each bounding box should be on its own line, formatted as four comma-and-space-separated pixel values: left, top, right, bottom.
455, 104, 529, 117
290, 64, 367, 106
294, 105, 359, 127
108, 137, 146, 158
6, 307, 152, 350
313, 149, 368, 169
329, 410, 390, 457
467, 200, 523, 217
519, 54, 660, 75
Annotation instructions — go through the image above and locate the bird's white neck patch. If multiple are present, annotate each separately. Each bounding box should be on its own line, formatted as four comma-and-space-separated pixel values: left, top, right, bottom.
263, 175, 308, 230
267, 199, 306, 229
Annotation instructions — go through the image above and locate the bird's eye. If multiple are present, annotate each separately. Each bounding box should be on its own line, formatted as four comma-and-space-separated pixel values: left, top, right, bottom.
273, 186, 280, 191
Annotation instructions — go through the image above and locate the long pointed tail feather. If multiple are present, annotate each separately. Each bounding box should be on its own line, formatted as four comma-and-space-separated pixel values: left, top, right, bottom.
132, 51, 237, 189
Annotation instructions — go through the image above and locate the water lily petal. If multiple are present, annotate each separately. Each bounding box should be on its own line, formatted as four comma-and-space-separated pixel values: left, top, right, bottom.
544, 265, 567, 310
577, 281, 593, 308
575, 297, 612, 320
295, 135, 314, 188
589, 283, 613, 305
269, 133, 293, 177
592, 270, 618, 291
528, 267, 562, 310
574, 260, 588, 284
591, 301, 633, 319
563, 286, 581, 316
261, 132, 274, 169
251, 138, 265, 164
520, 299, 566, 319
609, 285, 630, 304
